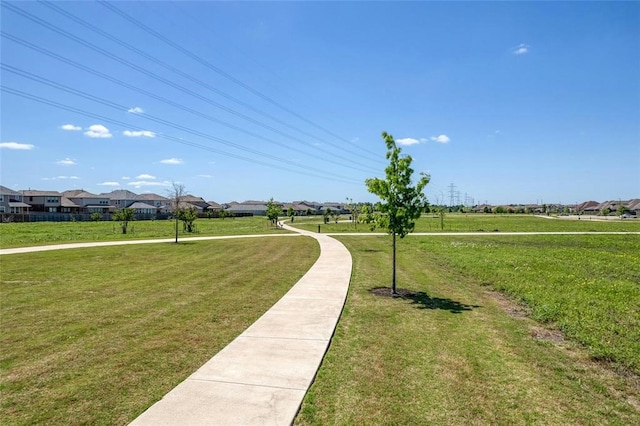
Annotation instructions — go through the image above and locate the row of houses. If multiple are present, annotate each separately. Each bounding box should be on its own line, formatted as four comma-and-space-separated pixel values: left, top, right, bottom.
0, 186, 348, 221
470, 200, 640, 216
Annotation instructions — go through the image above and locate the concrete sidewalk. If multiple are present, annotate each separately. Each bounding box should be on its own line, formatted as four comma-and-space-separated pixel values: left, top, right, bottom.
130, 224, 352, 425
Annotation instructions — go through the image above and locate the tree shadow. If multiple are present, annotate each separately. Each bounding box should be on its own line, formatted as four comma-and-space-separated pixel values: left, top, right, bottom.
369, 287, 480, 314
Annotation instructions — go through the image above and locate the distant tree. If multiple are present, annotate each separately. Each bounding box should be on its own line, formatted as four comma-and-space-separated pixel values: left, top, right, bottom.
91, 212, 102, 222
287, 206, 295, 222
601, 207, 611, 216
168, 182, 187, 243
494, 206, 506, 214
177, 206, 198, 232
617, 204, 629, 217
323, 207, 331, 224
542, 204, 548, 215
331, 210, 341, 224
306, 208, 313, 216
112, 208, 134, 234
483, 205, 491, 214
365, 131, 430, 294
346, 197, 362, 229
266, 198, 282, 227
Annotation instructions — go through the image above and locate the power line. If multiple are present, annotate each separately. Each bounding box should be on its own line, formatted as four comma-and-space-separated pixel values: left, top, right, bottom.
1, 85, 362, 186
2, 1, 381, 170
95, 0, 382, 163
1, 33, 376, 176
1, 65, 362, 183
38, 0, 373, 164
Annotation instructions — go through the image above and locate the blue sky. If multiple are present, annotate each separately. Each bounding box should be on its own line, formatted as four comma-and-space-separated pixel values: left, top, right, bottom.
1, 1, 638, 205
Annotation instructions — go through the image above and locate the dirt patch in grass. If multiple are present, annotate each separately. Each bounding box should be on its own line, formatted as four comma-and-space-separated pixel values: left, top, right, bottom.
530, 326, 565, 343
485, 290, 530, 318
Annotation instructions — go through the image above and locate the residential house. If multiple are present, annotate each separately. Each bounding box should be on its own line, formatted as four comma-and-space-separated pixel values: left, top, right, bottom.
101, 189, 140, 210
226, 201, 268, 216
128, 201, 158, 215
320, 202, 347, 214
206, 201, 223, 212
20, 190, 62, 213
181, 195, 209, 210
63, 190, 113, 214
626, 199, 640, 216
138, 193, 170, 214
282, 202, 312, 216
0, 185, 31, 214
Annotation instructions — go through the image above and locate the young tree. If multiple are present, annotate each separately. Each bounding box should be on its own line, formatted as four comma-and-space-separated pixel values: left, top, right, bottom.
323, 207, 331, 224
177, 206, 198, 232
331, 210, 341, 224
287, 206, 295, 222
617, 204, 629, 217
266, 198, 282, 227
346, 197, 361, 229
168, 182, 187, 243
365, 131, 430, 294
112, 208, 135, 234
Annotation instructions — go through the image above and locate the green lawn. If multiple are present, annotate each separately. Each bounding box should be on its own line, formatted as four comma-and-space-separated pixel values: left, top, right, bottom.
292, 214, 640, 234
296, 234, 640, 424
0, 236, 319, 425
0, 216, 288, 248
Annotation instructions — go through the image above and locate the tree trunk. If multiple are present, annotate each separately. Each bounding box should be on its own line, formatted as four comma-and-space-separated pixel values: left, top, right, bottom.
392, 232, 397, 294
174, 217, 178, 243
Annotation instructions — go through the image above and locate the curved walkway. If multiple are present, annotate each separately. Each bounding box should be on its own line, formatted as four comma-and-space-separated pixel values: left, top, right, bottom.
129, 223, 352, 425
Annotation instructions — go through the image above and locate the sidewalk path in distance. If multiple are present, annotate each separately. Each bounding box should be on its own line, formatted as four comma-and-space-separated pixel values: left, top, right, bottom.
129, 223, 352, 425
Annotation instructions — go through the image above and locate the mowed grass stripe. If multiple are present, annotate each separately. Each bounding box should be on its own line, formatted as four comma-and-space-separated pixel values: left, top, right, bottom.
0, 216, 290, 249
296, 235, 639, 425
291, 214, 640, 234
1, 236, 320, 425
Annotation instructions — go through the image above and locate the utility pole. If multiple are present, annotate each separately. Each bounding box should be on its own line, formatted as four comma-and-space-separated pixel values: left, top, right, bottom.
448, 183, 456, 207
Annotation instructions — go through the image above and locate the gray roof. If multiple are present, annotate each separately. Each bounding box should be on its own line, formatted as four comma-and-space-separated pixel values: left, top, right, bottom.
128, 201, 157, 210
0, 185, 20, 195
138, 193, 169, 201
101, 189, 140, 200
9, 201, 31, 208
21, 190, 62, 196
63, 189, 102, 198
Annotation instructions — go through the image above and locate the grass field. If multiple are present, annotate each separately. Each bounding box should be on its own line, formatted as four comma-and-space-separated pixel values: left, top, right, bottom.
2, 216, 638, 424
295, 234, 640, 424
292, 214, 640, 234
0, 216, 287, 249
0, 236, 319, 425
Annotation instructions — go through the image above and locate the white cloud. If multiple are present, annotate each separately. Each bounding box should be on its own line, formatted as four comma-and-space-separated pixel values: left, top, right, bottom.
57, 157, 76, 166
0, 141, 34, 150
430, 134, 450, 144
513, 43, 529, 55
198, 174, 213, 178
128, 107, 144, 114
84, 124, 112, 138
122, 176, 130, 180
128, 180, 171, 189
123, 130, 155, 138
98, 181, 120, 187
136, 174, 156, 179
61, 124, 81, 131
43, 175, 81, 181
396, 137, 421, 146
160, 158, 184, 165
